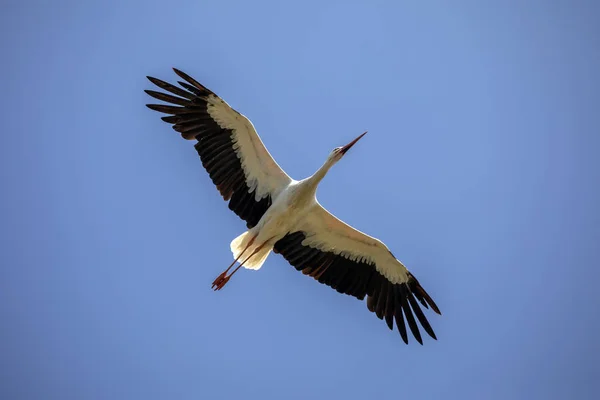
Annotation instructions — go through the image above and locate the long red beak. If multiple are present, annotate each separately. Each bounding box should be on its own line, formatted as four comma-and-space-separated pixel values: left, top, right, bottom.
340, 131, 367, 154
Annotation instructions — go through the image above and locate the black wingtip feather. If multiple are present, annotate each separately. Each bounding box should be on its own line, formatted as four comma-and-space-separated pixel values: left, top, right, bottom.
147, 76, 197, 100
409, 273, 442, 315
146, 76, 165, 87
399, 285, 423, 345
375, 283, 388, 320
177, 81, 204, 97
366, 294, 377, 313
394, 294, 409, 344
146, 103, 174, 112
144, 90, 190, 106
173, 68, 213, 95
417, 286, 441, 315
385, 313, 394, 331
407, 291, 437, 340
384, 291, 394, 331
161, 115, 179, 123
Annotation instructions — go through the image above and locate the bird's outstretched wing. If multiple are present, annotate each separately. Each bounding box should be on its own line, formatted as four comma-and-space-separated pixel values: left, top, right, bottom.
274, 202, 441, 344
145, 69, 292, 228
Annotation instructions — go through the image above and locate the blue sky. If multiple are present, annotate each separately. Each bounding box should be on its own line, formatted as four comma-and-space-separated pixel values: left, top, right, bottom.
1, 1, 599, 399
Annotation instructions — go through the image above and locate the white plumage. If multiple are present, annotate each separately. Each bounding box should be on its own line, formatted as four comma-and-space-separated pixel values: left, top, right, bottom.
295, 203, 409, 284
145, 68, 441, 344
207, 96, 291, 201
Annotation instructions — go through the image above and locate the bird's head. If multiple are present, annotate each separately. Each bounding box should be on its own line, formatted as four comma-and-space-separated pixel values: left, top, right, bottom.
328, 131, 368, 163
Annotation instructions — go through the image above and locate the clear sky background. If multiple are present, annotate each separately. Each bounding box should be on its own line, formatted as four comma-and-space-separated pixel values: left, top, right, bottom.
1, 1, 599, 399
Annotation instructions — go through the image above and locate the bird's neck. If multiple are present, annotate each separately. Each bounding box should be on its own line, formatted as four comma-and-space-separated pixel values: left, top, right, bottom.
305, 158, 335, 192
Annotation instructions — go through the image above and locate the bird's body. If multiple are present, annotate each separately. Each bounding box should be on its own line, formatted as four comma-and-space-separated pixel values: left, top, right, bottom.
231, 162, 338, 270
145, 68, 442, 344
229, 180, 307, 270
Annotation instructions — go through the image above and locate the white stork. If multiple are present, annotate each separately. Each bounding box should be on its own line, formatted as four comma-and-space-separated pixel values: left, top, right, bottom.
145, 68, 441, 344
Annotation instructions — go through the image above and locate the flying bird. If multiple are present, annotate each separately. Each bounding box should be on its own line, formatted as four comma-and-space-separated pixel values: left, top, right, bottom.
145, 68, 441, 344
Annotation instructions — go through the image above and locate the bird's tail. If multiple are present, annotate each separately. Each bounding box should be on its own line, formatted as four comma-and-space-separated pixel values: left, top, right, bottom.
230, 231, 271, 270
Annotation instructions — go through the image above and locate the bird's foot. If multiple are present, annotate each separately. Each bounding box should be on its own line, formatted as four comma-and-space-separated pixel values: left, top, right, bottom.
212, 271, 231, 291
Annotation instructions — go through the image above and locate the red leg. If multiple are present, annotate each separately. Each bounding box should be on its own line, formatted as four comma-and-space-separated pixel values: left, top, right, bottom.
211, 234, 257, 290
212, 239, 269, 291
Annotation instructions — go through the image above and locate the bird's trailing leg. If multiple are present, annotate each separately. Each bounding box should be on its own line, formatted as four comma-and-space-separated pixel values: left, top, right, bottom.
211, 235, 256, 290
212, 238, 271, 291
